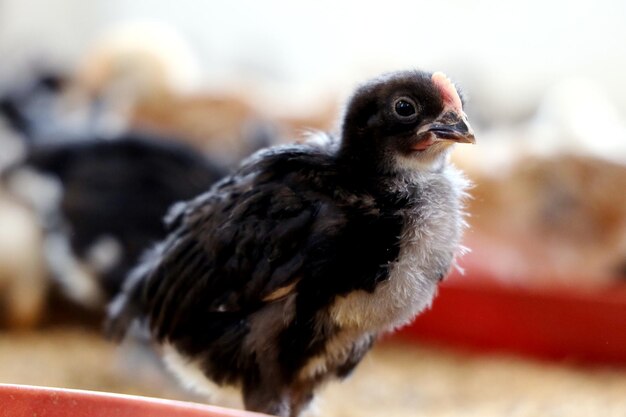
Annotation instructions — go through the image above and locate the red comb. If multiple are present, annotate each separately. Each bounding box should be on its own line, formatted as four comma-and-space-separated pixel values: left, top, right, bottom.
432, 72, 462, 113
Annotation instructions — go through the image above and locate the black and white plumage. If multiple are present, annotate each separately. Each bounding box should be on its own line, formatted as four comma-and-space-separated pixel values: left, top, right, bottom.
0, 72, 76, 144
107, 70, 475, 417
3, 134, 227, 307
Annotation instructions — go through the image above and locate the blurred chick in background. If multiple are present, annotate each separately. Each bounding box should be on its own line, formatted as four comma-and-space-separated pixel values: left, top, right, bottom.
75, 21, 278, 165
3, 135, 227, 311
0, 72, 240, 324
0, 20, 320, 328
464, 154, 626, 286
0, 78, 231, 323
75, 21, 340, 162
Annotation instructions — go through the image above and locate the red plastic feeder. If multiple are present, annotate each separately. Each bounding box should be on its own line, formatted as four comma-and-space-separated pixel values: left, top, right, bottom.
0, 384, 267, 417
395, 270, 626, 365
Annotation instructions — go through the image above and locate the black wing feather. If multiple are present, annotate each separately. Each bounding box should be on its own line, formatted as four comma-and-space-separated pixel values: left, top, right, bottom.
107, 146, 404, 343
113, 156, 340, 341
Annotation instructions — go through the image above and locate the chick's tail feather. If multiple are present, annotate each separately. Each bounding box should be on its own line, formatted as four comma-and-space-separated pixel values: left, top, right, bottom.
104, 245, 161, 341
105, 290, 139, 342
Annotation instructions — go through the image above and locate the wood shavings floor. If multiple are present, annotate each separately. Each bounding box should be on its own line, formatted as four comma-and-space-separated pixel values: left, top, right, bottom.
1, 327, 625, 417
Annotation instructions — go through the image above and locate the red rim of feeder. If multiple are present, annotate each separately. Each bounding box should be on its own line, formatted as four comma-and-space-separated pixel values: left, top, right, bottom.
0, 384, 268, 417
394, 269, 626, 365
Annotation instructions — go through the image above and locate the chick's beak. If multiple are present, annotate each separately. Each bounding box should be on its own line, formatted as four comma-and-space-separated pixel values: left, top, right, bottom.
418, 111, 476, 144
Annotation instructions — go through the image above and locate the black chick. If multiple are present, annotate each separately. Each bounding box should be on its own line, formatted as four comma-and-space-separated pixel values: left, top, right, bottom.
107, 70, 475, 417
3, 134, 227, 307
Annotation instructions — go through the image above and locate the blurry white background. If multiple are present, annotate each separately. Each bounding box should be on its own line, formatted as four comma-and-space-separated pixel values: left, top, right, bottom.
1, 0, 625, 122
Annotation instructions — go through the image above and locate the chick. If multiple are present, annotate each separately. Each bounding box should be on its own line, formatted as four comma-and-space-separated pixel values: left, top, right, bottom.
107, 70, 475, 417
4, 134, 227, 309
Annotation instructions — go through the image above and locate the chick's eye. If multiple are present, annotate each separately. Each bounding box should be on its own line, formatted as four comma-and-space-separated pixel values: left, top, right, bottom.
393, 98, 417, 119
